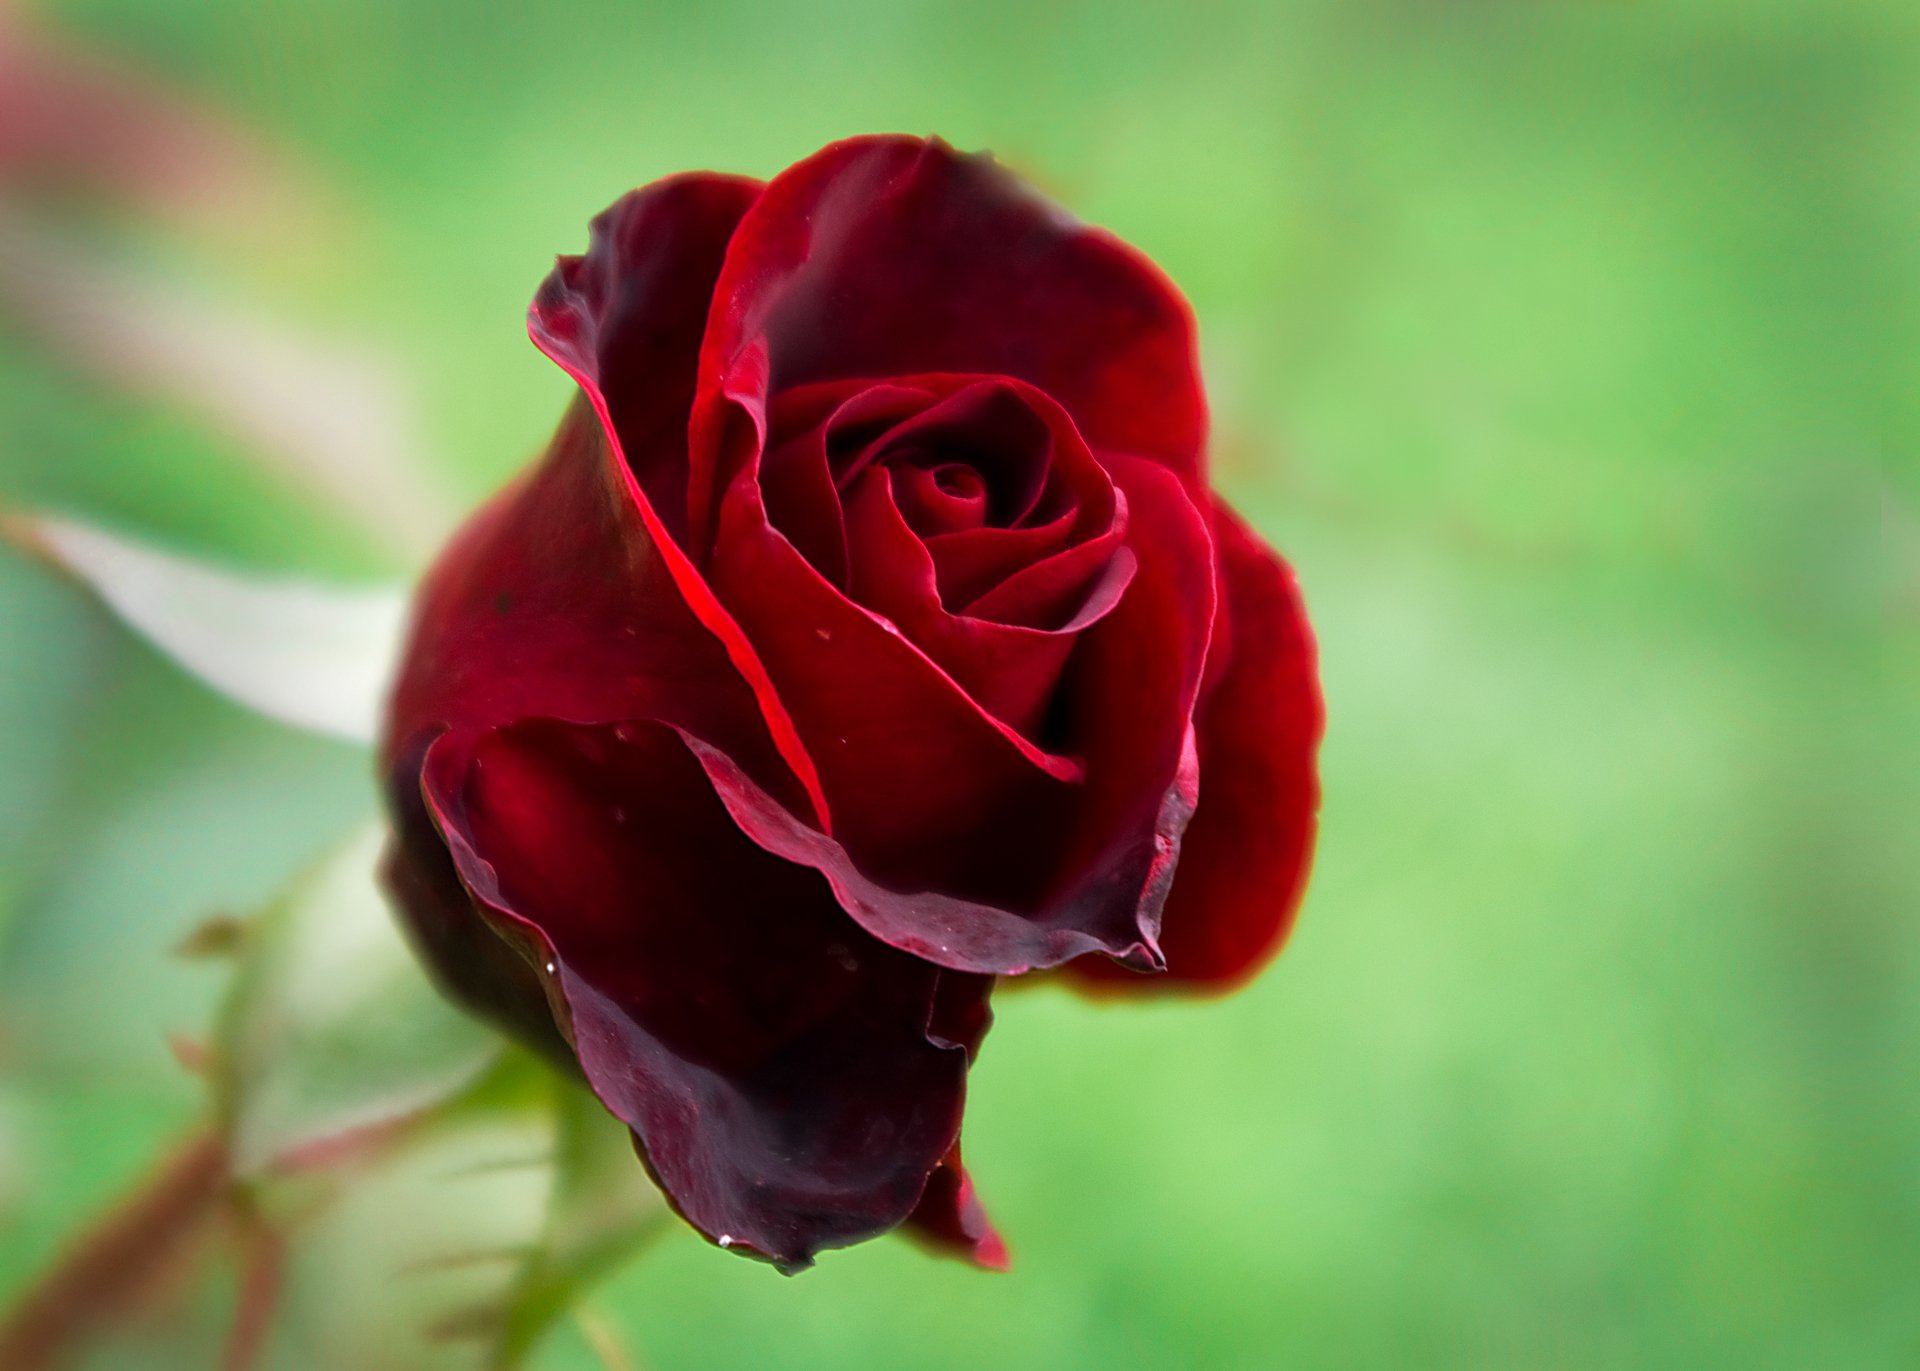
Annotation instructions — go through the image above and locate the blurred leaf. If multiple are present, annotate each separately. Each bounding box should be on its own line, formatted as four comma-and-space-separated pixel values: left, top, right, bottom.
212, 823, 496, 1177
1, 511, 405, 744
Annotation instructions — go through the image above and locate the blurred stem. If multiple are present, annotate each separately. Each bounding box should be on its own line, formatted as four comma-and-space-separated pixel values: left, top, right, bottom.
219, 1195, 286, 1371
574, 1306, 640, 1371
0, 1128, 228, 1371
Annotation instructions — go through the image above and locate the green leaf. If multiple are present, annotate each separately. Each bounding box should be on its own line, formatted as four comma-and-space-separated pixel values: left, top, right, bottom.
213, 823, 499, 1177
1, 511, 405, 744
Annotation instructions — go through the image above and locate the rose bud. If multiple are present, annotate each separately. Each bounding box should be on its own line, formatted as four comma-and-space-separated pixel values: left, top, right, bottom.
382, 135, 1322, 1273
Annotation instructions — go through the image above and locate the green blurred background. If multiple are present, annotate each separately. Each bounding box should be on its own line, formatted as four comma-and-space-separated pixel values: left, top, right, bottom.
1, 0, 1913, 1366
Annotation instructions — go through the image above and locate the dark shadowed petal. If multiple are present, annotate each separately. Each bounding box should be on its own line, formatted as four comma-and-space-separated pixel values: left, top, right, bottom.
384, 398, 814, 823
1036, 455, 1216, 933
416, 721, 994, 1272
688, 135, 1207, 546
383, 733, 575, 1071
903, 1145, 1009, 1270
1068, 502, 1322, 989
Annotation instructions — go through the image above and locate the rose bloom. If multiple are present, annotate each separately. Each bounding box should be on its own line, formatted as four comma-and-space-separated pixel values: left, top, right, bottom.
383, 135, 1321, 1272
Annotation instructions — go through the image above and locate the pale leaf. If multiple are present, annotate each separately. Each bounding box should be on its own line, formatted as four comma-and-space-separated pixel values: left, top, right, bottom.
5, 511, 407, 744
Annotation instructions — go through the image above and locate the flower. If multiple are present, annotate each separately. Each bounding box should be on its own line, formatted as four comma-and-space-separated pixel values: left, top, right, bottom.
382, 135, 1321, 1272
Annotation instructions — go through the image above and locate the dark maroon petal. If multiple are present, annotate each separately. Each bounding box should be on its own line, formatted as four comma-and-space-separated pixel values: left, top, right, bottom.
525, 177, 828, 827
529, 173, 761, 540
1038, 455, 1217, 935
418, 720, 992, 1272
1069, 502, 1322, 989
385, 398, 808, 817
688, 135, 1206, 547
679, 733, 1158, 975
903, 1145, 1009, 1270
383, 733, 574, 1071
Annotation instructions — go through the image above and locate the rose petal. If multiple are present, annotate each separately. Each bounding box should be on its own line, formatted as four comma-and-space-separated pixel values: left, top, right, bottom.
385, 398, 811, 821
664, 451, 1215, 980
847, 380, 1054, 528
689, 135, 1207, 545
416, 721, 992, 1272
760, 382, 938, 589
529, 174, 761, 539
1037, 455, 1217, 932
678, 734, 1156, 975
903, 1145, 1009, 1270
704, 356, 1095, 885
840, 466, 1130, 738
1068, 502, 1322, 989
385, 733, 575, 1070
526, 177, 829, 828
892, 463, 988, 536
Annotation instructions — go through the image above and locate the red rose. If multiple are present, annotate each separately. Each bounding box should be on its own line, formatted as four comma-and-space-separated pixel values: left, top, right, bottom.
382, 135, 1321, 1272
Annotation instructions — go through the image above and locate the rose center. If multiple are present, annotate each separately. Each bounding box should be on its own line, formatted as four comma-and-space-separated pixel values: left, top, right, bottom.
758, 377, 1126, 636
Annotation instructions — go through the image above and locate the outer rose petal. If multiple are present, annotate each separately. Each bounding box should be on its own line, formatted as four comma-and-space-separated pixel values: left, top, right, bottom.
385, 731, 576, 1069
525, 174, 828, 827
387, 398, 796, 818
1068, 501, 1322, 989
528, 172, 759, 542
416, 720, 993, 1273
390, 172, 816, 819
688, 134, 1208, 545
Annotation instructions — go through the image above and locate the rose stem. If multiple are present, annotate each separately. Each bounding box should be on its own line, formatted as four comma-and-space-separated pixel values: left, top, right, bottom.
0, 1127, 229, 1371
